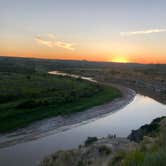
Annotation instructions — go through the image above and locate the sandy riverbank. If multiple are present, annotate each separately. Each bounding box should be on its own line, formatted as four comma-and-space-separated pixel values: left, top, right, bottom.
0, 84, 136, 148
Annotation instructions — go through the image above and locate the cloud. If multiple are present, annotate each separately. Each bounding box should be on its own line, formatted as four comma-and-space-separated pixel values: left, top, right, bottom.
35, 34, 75, 51
47, 33, 56, 39
35, 36, 53, 48
55, 41, 75, 50
120, 28, 166, 36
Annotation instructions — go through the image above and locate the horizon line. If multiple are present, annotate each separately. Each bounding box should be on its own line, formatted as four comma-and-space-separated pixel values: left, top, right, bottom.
0, 55, 166, 65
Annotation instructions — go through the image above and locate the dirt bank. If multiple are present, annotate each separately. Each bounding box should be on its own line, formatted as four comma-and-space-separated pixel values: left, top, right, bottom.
0, 84, 135, 148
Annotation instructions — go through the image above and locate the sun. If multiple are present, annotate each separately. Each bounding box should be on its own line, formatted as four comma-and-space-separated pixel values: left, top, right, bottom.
111, 56, 128, 63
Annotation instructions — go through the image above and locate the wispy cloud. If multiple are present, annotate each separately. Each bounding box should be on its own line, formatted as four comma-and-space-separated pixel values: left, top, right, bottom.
47, 33, 56, 39
120, 28, 166, 36
35, 34, 75, 51
55, 41, 75, 50
35, 36, 53, 48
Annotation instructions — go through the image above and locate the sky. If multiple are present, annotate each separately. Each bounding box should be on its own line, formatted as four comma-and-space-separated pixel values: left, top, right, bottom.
1, 0, 166, 64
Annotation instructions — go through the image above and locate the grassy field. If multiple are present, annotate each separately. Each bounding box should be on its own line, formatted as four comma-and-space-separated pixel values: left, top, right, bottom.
0, 72, 121, 133
0, 56, 165, 104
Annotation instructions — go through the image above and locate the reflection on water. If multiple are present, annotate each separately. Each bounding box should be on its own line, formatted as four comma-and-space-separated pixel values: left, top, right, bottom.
48, 71, 97, 82
0, 94, 166, 166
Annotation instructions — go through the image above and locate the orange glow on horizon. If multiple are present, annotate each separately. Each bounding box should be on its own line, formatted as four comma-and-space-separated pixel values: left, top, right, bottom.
0, 50, 166, 64
1, 37, 166, 64
110, 56, 129, 63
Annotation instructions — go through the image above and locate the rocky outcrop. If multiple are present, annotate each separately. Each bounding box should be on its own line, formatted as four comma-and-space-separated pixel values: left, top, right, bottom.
40, 137, 137, 166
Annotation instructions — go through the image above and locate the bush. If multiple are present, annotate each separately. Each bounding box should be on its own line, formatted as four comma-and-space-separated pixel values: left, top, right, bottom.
16, 99, 48, 109
128, 119, 161, 142
98, 145, 111, 155
84, 137, 98, 146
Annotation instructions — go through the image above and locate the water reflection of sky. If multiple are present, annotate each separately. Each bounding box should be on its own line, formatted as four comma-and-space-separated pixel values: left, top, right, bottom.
0, 94, 166, 166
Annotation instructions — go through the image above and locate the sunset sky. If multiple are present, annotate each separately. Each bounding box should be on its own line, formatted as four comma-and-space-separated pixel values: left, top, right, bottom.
1, 0, 166, 63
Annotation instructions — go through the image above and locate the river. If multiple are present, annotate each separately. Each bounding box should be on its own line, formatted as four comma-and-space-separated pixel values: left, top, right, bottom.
0, 71, 166, 166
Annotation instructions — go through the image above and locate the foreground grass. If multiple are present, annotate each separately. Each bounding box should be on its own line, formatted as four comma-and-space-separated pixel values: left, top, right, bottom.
109, 117, 166, 166
40, 117, 166, 166
0, 72, 121, 133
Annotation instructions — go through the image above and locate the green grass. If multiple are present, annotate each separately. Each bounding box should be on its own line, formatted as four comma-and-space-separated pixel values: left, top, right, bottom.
0, 72, 121, 133
110, 117, 166, 166
115, 147, 166, 166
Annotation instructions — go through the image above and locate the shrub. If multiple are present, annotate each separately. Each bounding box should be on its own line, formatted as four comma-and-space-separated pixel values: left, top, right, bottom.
84, 137, 98, 146
16, 99, 48, 109
128, 119, 161, 142
98, 145, 111, 155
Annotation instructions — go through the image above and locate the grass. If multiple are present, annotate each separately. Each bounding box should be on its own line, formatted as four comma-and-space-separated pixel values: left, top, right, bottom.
116, 146, 166, 166
0, 72, 121, 133
109, 117, 166, 166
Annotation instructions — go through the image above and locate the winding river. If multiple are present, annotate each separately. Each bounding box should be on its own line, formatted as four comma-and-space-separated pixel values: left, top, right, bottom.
0, 71, 166, 166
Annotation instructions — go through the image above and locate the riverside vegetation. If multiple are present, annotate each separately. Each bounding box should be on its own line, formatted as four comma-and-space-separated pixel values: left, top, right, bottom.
0, 57, 165, 165
0, 72, 121, 133
1, 56, 165, 103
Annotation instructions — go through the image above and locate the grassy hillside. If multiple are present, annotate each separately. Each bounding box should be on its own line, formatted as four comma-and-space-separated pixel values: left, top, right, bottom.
109, 117, 166, 166
0, 72, 121, 133
40, 117, 166, 166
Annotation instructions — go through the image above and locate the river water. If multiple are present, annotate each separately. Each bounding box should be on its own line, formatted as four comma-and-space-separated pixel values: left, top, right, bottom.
0, 72, 166, 166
